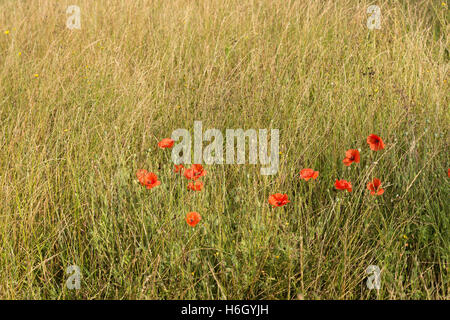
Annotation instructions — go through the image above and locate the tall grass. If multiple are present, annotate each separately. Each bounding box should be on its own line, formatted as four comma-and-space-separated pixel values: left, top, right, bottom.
0, 0, 448, 299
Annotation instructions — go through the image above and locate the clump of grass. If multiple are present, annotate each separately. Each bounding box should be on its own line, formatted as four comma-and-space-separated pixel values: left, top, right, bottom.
0, 0, 448, 299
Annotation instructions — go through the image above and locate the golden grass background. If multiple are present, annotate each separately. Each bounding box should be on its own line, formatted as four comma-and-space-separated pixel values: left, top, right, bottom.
0, 0, 448, 299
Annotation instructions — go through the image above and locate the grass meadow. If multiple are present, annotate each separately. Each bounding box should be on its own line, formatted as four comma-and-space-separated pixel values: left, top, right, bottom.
0, 0, 448, 299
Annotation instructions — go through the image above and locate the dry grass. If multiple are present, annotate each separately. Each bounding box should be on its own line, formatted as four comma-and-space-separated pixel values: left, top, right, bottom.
0, 0, 448, 299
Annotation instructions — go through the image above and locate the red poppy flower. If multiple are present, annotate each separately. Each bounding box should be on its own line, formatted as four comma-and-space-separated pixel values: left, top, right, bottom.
188, 181, 204, 191
136, 169, 148, 184
186, 211, 201, 227
192, 164, 206, 176
367, 178, 384, 196
268, 193, 290, 207
174, 164, 185, 173
299, 168, 319, 181
184, 168, 195, 179
367, 134, 385, 151
184, 164, 207, 180
158, 138, 174, 148
448, 168, 450, 178
343, 149, 360, 166
335, 179, 352, 192
136, 169, 161, 189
